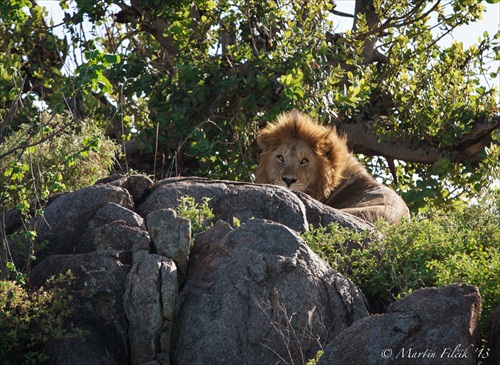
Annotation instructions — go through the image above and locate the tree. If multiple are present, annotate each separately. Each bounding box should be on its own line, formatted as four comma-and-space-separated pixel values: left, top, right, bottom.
0, 1, 118, 279
1, 0, 500, 215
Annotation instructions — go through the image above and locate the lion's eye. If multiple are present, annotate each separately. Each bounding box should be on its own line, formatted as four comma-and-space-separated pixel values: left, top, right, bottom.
300, 158, 309, 165
277, 155, 284, 163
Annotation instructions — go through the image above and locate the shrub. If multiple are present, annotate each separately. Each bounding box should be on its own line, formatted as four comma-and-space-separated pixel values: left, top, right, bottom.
175, 196, 214, 237
0, 272, 76, 364
302, 194, 500, 328
1, 113, 119, 281
0, 113, 119, 209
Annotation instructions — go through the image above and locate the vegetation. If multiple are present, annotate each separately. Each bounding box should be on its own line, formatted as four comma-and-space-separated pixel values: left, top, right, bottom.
0, 113, 118, 280
0, 272, 76, 365
1, 0, 499, 211
303, 192, 500, 328
1, 114, 118, 206
175, 196, 215, 236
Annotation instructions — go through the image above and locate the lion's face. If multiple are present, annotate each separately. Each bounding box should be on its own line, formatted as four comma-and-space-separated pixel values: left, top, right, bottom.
264, 138, 319, 194
256, 111, 349, 201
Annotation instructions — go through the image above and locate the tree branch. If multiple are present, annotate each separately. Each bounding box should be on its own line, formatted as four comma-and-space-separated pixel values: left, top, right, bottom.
329, 114, 500, 165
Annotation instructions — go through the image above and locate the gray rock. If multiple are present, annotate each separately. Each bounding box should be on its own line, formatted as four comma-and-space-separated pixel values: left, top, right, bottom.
15, 177, 490, 365
146, 209, 191, 275
126, 174, 154, 202
137, 177, 309, 232
317, 283, 482, 365
35, 184, 134, 258
124, 254, 178, 365
172, 219, 369, 365
30, 250, 131, 364
89, 202, 145, 230
485, 306, 500, 365
293, 190, 373, 231
92, 221, 151, 265
95, 174, 154, 203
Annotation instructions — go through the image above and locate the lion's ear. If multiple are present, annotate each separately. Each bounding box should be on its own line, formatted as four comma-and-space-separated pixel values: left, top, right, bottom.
257, 133, 273, 151
318, 135, 333, 156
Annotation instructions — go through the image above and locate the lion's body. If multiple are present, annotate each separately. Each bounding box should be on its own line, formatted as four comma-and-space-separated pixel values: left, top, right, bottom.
255, 111, 409, 224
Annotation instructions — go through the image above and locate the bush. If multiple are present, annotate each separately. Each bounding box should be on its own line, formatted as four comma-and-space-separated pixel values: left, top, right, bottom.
0, 113, 118, 210
175, 196, 214, 237
302, 194, 500, 328
0, 113, 119, 281
0, 273, 76, 364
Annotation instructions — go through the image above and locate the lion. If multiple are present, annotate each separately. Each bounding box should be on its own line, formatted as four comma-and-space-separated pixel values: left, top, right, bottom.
255, 110, 409, 224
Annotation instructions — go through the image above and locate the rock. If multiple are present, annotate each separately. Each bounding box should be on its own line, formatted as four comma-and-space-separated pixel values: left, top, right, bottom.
85, 201, 150, 265
126, 174, 154, 202
96, 174, 154, 203
89, 202, 146, 230
146, 209, 191, 275
485, 306, 500, 365
94, 174, 127, 185
317, 283, 482, 365
92, 221, 151, 265
124, 254, 178, 365
29, 250, 131, 364
137, 177, 371, 234
171, 219, 369, 365
293, 190, 373, 231
34, 185, 134, 258
137, 177, 309, 232
9, 176, 491, 365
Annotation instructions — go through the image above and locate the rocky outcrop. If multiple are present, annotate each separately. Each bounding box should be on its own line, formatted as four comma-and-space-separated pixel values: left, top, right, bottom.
136, 177, 371, 233
1, 176, 489, 364
172, 219, 368, 364
317, 283, 482, 365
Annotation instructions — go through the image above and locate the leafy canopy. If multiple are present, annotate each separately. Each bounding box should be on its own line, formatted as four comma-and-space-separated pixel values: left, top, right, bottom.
1, 0, 499, 214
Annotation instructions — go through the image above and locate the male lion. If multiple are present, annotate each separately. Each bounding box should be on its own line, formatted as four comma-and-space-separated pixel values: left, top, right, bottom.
255, 110, 409, 224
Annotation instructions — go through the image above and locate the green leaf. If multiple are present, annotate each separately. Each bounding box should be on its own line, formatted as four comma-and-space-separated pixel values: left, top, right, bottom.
205, 1, 217, 10
102, 54, 120, 65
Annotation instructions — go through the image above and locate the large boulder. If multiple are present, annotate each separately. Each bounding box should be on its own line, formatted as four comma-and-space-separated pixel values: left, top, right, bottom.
34, 184, 135, 258
171, 219, 369, 365
317, 283, 482, 365
30, 250, 131, 364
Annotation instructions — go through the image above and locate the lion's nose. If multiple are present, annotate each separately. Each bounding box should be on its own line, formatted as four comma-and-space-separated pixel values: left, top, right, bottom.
282, 177, 297, 187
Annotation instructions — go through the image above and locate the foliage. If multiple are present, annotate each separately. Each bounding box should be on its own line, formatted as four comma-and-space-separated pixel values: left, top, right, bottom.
0, 0, 499, 209
175, 195, 214, 236
0, 113, 118, 207
0, 2, 68, 129
302, 193, 500, 327
306, 350, 324, 365
3, 0, 492, 214
0, 112, 118, 280
0, 272, 76, 364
